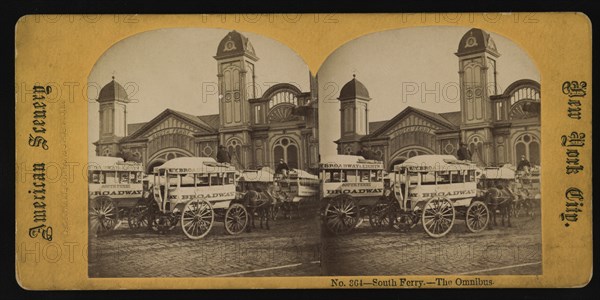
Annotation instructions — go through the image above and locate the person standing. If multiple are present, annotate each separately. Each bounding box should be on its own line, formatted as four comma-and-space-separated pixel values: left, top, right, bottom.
275, 158, 290, 177
456, 142, 472, 161
517, 155, 531, 174
216, 145, 231, 164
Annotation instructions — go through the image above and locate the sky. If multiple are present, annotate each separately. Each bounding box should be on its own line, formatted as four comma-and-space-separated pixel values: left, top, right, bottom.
317, 26, 540, 157
88, 28, 310, 157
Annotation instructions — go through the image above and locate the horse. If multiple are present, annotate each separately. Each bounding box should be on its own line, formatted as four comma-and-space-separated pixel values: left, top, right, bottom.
240, 187, 278, 232
484, 185, 515, 228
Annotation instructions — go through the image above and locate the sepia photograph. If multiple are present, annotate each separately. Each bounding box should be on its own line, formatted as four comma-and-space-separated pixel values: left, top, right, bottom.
317, 26, 542, 276
87, 28, 321, 277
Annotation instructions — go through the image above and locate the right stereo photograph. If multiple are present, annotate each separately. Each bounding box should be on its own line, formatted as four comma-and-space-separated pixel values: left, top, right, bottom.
317, 26, 542, 276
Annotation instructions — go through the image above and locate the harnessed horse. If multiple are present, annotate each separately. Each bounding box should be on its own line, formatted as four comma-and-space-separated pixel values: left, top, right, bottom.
240, 186, 279, 232
485, 185, 515, 228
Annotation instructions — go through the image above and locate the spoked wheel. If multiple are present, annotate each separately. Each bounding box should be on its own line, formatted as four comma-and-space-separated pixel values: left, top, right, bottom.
181, 199, 214, 240
391, 208, 419, 232
422, 196, 455, 238
465, 201, 489, 233
369, 200, 392, 229
89, 196, 120, 234
128, 199, 149, 231
224, 203, 248, 235
323, 195, 360, 235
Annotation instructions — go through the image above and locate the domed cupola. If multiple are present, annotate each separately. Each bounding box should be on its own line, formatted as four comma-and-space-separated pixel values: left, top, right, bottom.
338, 74, 371, 101
214, 30, 258, 61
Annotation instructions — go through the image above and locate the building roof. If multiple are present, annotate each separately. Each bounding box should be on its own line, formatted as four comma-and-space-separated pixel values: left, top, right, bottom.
368, 120, 388, 133
363, 106, 459, 140
197, 114, 220, 130
456, 28, 500, 57
338, 75, 370, 101
127, 122, 146, 136
98, 78, 130, 103
214, 30, 258, 60
438, 111, 462, 127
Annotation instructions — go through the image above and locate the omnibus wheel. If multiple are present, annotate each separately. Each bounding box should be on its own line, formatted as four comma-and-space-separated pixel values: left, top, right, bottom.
128, 199, 149, 231
421, 196, 455, 238
391, 206, 419, 232
465, 200, 489, 233
323, 195, 359, 235
224, 203, 248, 235
89, 196, 120, 234
181, 198, 214, 240
369, 199, 392, 229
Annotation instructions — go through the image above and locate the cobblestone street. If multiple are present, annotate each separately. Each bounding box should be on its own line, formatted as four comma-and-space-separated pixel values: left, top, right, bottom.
323, 205, 542, 276
89, 213, 322, 277
90, 205, 541, 277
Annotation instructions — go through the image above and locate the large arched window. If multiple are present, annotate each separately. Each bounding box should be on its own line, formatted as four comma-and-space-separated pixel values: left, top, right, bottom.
227, 138, 243, 166
514, 133, 540, 165
273, 137, 299, 169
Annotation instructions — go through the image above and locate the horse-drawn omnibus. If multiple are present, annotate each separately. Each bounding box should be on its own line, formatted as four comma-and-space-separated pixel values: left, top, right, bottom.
150, 157, 248, 239
276, 169, 319, 218
88, 156, 144, 233
319, 155, 385, 234
384, 155, 490, 238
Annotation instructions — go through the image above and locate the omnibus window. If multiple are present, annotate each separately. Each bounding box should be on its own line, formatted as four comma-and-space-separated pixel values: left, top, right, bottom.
346, 170, 358, 183
210, 174, 223, 186
224, 173, 235, 185
119, 172, 130, 184
466, 170, 475, 182
89, 171, 102, 184
181, 174, 195, 187
437, 172, 451, 184
360, 170, 371, 182
195, 174, 210, 187
130, 172, 142, 184
324, 170, 343, 183
105, 171, 117, 184
450, 171, 465, 183
421, 172, 436, 185
376, 170, 383, 182
167, 174, 179, 187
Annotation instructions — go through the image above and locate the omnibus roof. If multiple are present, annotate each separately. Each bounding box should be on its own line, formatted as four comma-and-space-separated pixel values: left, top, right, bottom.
88, 156, 143, 171
290, 169, 318, 180
153, 157, 237, 174
393, 155, 477, 172
481, 166, 515, 179
238, 167, 275, 182
319, 155, 384, 170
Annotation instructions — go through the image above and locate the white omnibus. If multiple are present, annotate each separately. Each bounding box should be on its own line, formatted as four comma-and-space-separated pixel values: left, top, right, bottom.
88, 156, 144, 233
151, 157, 247, 239
389, 155, 489, 237
319, 155, 385, 234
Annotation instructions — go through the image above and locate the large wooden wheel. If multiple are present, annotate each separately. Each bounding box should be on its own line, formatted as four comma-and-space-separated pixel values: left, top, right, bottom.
421, 196, 455, 238
89, 196, 120, 234
224, 203, 248, 235
369, 199, 392, 229
181, 199, 214, 240
391, 208, 419, 232
127, 199, 149, 231
465, 200, 489, 233
323, 195, 360, 235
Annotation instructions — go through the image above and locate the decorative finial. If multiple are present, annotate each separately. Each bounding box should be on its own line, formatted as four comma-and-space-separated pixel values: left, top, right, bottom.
112, 71, 116, 80
353, 74, 356, 79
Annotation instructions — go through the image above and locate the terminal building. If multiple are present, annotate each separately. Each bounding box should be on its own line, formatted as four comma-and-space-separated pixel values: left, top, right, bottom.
94, 30, 319, 173
335, 28, 541, 170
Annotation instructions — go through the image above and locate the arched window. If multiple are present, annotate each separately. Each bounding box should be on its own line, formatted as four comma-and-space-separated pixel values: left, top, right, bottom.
227, 139, 242, 165
273, 137, 299, 169
468, 135, 484, 163
514, 133, 540, 165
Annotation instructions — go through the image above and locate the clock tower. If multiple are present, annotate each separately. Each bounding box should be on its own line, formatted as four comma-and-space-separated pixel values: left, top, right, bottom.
455, 28, 501, 165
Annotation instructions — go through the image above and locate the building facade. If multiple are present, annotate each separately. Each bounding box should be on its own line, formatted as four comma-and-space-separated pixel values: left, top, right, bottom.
336, 28, 541, 170
94, 30, 319, 173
